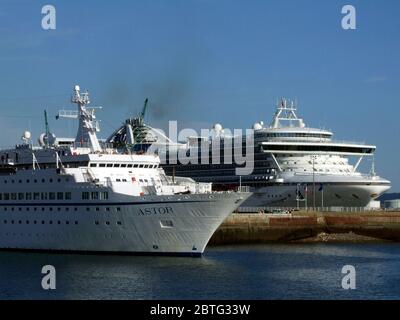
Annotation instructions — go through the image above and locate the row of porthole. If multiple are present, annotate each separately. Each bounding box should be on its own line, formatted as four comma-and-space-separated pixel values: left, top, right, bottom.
4, 178, 69, 184
2, 207, 122, 212
3, 220, 78, 225
2, 220, 123, 226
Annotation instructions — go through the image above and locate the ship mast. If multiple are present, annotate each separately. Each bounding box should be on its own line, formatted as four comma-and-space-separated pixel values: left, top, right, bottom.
57, 85, 102, 152
270, 98, 305, 129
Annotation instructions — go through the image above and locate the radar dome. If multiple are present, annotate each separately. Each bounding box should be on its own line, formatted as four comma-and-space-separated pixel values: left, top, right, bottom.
252, 122, 263, 130
23, 131, 31, 140
213, 123, 223, 132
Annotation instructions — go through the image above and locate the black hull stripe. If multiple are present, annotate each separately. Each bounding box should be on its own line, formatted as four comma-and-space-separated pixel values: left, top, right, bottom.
0, 247, 202, 257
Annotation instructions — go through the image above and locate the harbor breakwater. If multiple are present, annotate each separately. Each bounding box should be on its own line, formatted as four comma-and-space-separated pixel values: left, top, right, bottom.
209, 211, 400, 245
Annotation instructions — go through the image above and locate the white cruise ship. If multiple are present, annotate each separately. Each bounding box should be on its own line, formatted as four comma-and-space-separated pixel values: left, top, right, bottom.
107, 98, 390, 208
0, 86, 250, 256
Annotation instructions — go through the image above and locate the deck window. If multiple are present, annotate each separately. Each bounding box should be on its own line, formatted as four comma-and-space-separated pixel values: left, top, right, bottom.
100, 192, 109, 200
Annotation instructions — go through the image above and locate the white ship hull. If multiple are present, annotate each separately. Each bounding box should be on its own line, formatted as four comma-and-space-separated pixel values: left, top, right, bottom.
0, 193, 249, 256
242, 172, 390, 208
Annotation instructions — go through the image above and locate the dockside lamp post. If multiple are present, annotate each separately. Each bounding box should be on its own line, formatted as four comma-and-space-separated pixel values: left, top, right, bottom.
311, 155, 317, 211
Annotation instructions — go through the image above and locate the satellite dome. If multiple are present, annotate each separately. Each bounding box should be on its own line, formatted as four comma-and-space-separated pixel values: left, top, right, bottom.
213, 123, 223, 132
252, 122, 263, 130
23, 131, 31, 140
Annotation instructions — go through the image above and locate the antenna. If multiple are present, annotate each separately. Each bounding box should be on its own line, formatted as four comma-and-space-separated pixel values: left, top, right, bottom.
44, 110, 50, 147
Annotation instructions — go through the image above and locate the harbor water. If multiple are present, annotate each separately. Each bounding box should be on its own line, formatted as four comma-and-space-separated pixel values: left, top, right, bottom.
1, 243, 400, 300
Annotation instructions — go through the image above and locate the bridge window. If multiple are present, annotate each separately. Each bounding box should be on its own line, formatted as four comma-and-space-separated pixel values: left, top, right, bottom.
100, 192, 109, 200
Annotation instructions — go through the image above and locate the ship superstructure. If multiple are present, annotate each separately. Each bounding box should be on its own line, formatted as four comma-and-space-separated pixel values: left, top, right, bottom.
0, 86, 250, 255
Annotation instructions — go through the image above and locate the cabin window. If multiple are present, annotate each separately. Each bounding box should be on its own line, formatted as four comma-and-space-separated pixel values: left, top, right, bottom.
25, 193, 32, 200
113, 164, 120, 168
144, 165, 149, 168
33, 193, 40, 200
139, 164, 144, 168
0, 194, 2, 200
106, 164, 113, 168
116, 179, 121, 182
133, 164, 139, 168
57, 192, 64, 200
49, 192, 55, 200
82, 192, 90, 200
11, 193, 17, 200
120, 164, 127, 168
127, 164, 133, 168
41, 193, 48, 200
100, 192, 109, 200
65, 192, 72, 200
91, 192, 99, 200
99, 164, 106, 167
3, 193, 9, 200
18, 193, 24, 200
90, 163, 97, 167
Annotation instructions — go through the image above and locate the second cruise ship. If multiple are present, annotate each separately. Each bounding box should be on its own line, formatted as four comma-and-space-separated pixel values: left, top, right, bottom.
107, 98, 391, 208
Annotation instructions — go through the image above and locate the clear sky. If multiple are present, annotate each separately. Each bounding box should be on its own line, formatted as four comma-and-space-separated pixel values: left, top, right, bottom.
1, 0, 399, 190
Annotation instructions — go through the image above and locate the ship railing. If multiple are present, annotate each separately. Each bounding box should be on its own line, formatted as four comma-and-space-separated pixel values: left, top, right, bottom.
237, 185, 250, 193
236, 206, 385, 213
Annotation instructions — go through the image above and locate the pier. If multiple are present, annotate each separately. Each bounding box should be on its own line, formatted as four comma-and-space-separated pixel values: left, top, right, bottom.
210, 211, 400, 245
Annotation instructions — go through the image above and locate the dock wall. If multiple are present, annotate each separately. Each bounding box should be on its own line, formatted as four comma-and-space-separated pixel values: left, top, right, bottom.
209, 212, 400, 245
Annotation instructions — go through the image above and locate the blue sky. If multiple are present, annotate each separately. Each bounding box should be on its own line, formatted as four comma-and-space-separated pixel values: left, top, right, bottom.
1, 0, 399, 190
